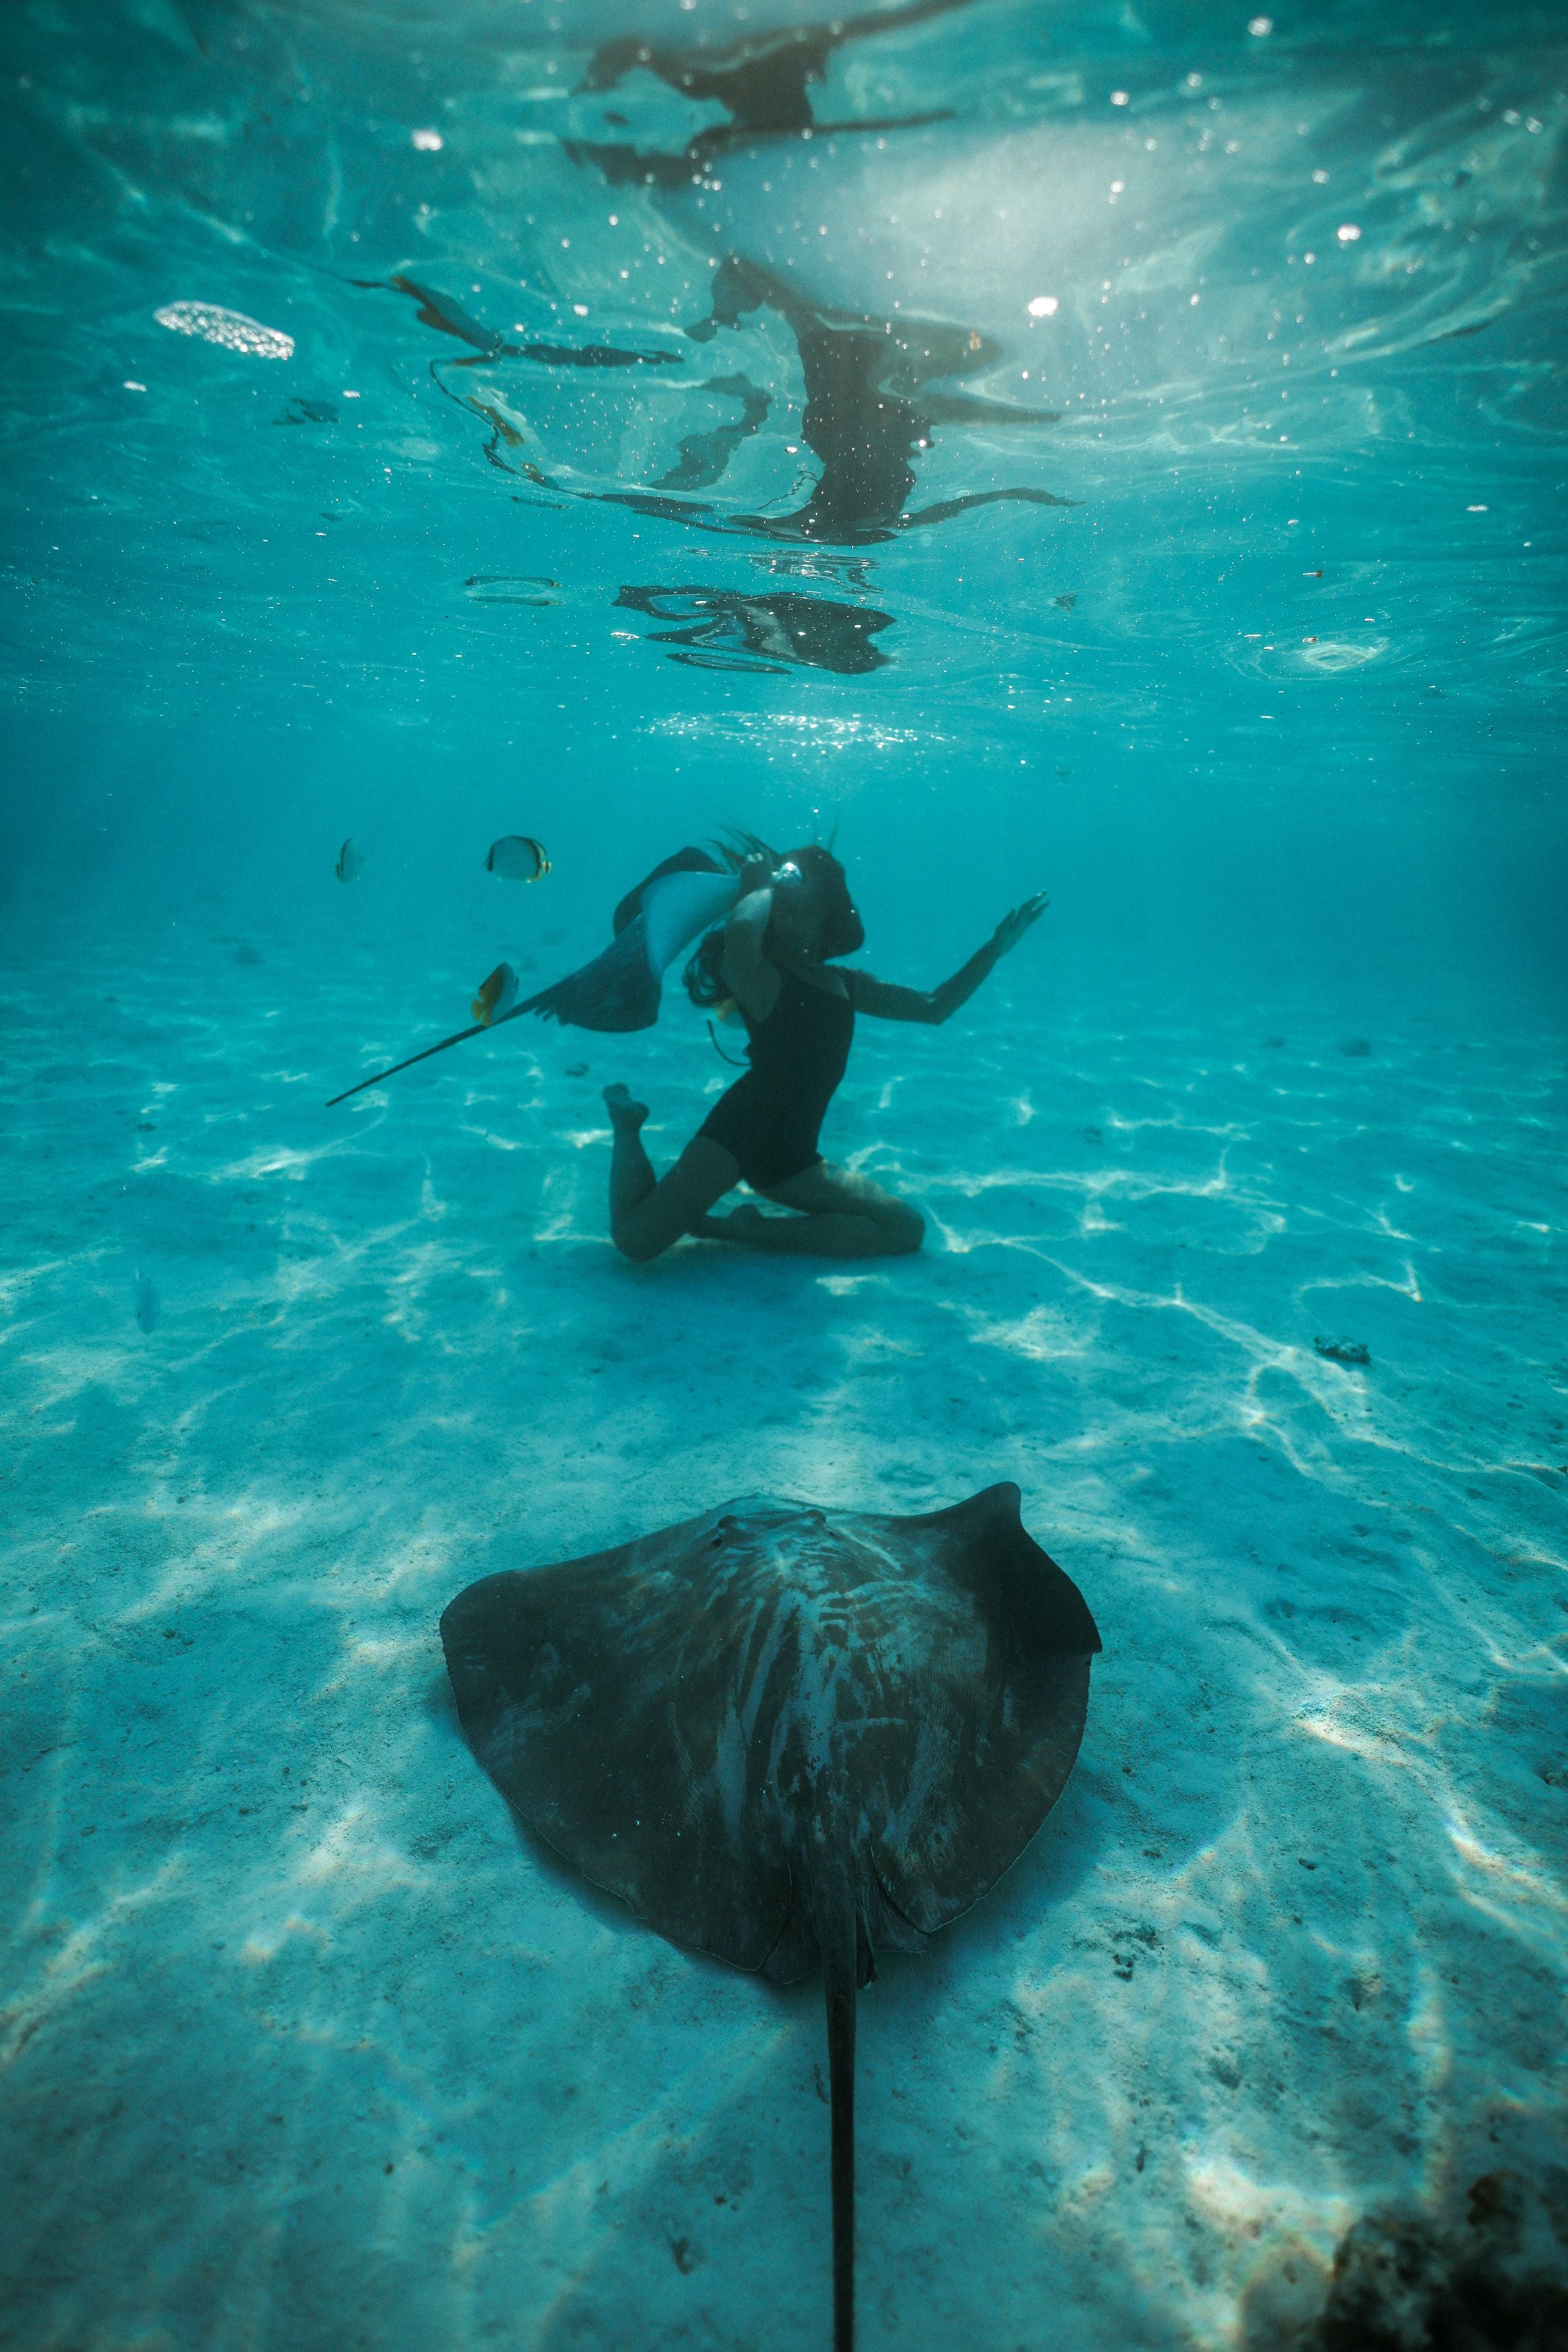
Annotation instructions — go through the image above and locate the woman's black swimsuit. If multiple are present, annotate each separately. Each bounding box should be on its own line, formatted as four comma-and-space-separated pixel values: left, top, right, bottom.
697, 968, 854, 1189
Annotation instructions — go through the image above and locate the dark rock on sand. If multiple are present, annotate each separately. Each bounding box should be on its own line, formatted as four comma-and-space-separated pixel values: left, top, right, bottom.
1314, 1337, 1370, 1368
1254, 2169, 1568, 2351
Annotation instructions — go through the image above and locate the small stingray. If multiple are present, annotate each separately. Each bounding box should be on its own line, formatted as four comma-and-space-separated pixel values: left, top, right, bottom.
325, 843, 744, 1104
441, 1483, 1100, 2350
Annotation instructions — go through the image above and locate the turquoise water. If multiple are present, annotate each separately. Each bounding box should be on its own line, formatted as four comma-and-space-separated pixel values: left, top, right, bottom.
3, 3, 1567, 2347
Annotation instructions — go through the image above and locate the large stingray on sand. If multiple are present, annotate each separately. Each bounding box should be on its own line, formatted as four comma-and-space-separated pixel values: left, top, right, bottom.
440, 1484, 1100, 2349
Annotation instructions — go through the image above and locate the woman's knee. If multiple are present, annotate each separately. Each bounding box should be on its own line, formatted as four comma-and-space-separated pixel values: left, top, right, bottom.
611, 1222, 667, 1266
879, 1203, 925, 1255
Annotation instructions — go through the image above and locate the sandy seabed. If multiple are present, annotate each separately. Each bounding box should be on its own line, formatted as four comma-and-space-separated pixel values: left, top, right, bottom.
2, 930, 1565, 2351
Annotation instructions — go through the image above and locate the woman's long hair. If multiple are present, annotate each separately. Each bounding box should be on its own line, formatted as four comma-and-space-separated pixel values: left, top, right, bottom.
682, 835, 861, 1009
684, 923, 734, 1010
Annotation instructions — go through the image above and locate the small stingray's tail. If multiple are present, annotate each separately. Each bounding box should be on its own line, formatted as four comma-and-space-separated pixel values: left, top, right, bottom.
817, 1853, 859, 2352
322, 991, 552, 1107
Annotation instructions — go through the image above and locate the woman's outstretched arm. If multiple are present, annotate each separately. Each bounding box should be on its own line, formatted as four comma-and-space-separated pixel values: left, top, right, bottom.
848, 893, 1048, 1024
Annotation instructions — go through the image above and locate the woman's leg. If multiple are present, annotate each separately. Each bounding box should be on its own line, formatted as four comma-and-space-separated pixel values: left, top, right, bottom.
603, 1085, 740, 1263
703, 1161, 924, 1258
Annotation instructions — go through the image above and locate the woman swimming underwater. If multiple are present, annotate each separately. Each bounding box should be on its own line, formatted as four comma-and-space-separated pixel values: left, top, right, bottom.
603, 845, 1047, 1261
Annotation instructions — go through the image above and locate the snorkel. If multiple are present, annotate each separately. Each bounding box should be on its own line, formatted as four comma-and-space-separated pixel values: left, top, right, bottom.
762, 857, 825, 962
771, 847, 864, 962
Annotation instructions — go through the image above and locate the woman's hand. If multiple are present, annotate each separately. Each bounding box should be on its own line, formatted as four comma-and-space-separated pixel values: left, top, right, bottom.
990, 892, 1049, 956
862, 890, 1049, 1025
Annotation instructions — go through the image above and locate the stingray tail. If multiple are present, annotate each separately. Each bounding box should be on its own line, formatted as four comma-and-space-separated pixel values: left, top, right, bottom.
816, 1851, 859, 2352
321, 988, 555, 1107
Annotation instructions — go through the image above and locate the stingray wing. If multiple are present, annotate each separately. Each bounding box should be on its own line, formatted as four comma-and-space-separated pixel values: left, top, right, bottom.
611, 845, 730, 935
441, 1500, 803, 1973
442, 1485, 1100, 1979
510, 911, 664, 1032
834, 1483, 1101, 1939
492, 859, 740, 1032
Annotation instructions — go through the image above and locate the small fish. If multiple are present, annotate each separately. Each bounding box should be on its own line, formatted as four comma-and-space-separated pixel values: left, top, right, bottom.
472, 963, 520, 1026
1338, 1038, 1373, 1058
1054, 592, 1077, 610
335, 839, 364, 884
134, 1273, 159, 1335
486, 835, 550, 881
1315, 1336, 1370, 1368
564, 1061, 589, 1077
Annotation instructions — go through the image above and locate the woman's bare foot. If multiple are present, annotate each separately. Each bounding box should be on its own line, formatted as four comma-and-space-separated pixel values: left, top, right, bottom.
603, 1083, 648, 1130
